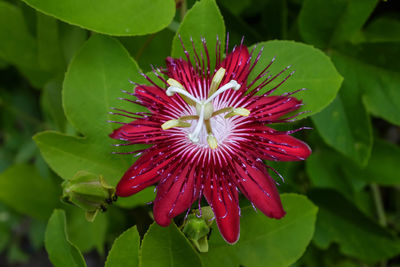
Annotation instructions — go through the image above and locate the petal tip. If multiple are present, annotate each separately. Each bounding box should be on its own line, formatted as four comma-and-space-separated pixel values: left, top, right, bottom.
268, 208, 286, 219
154, 210, 172, 227
222, 231, 240, 245
116, 182, 135, 197
276, 210, 287, 219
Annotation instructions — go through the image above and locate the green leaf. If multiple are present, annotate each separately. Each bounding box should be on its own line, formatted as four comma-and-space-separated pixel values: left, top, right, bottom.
8, 243, 29, 263
0, 204, 13, 253
66, 207, 108, 254
309, 189, 400, 262
312, 52, 373, 166
105, 226, 140, 267
40, 78, 67, 131
37, 13, 65, 73
172, 0, 225, 70
29, 219, 47, 250
342, 139, 400, 186
59, 23, 88, 64
21, 0, 175, 36
63, 34, 145, 141
334, 43, 400, 126
0, 1, 37, 69
120, 28, 175, 73
34, 132, 154, 208
45, 209, 86, 267
306, 146, 365, 197
0, 224, 10, 253
140, 223, 203, 267
359, 47, 400, 126
364, 17, 400, 42
299, 0, 378, 48
201, 193, 318, 267
116, 187, 155, 209
0, 58, 7, 69
0, 164, 59, 220
218, 0, 251, 16
0, 1, 52, 88
34, 131, 130, 185
35, 34, 149, 187
249, 41, 343, 119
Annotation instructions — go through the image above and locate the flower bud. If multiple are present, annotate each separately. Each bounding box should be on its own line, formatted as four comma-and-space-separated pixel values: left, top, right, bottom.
182, 206, 214, 252
61, 171, 116, 222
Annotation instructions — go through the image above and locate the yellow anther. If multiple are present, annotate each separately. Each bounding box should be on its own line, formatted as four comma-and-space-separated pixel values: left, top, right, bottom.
224, 107, 250, 118
212, 107, 233, 117
167, 78, 184, 89
208, 67, 226, 97
207, 135, 218, 149
161, 119, 191, 130
180, 115, 199, 121
166, 78, 196, 106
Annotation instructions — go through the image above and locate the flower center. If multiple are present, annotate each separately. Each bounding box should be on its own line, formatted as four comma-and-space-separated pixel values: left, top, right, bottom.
162, 68, 250, 149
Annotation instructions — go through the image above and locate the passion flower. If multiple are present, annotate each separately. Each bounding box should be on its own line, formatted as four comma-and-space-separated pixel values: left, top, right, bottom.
110, 37, 311, 244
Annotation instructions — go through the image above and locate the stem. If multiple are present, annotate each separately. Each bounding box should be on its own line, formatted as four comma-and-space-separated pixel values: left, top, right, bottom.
370, 183, 387, 267
180, 0, 187, 21
371, 183, 387, 227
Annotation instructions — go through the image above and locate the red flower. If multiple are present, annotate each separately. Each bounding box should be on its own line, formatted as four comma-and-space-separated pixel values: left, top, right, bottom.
110, 38, 311, 244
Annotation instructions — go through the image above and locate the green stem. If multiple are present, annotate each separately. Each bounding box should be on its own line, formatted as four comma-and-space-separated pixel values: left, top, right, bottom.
180, 0, 187, 21
370, 183, 387, 267
371, 183, 387, 227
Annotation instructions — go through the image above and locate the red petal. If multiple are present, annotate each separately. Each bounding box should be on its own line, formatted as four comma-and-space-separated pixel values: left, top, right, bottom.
116, 147, 173, 197
153, 164, 197, 226
109, 120, 163, 143
234, 159, 285, 219
220, 45, 250, 86
204, 176, 240, 244
251, 125, 312, 161
248, 96, 302, 121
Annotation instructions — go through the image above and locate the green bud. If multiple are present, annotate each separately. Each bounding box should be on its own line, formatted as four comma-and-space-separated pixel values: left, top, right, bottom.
61, 171, 116, 222
182, 206, 214, 253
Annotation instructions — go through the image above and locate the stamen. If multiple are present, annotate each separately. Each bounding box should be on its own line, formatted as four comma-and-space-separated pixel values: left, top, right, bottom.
167, 78, 184, 88
208, 67, 226, 97
212, 107, 233, 117
205, 119, 217, 149
207, 135, 218, 149
205, 120, 212, 134
180, 115, 199, 121
166, 79, 199, 106
204, 80, 241, 104
166, 86, 199, 105
225, 107, 250, 118
161, 119, 191, 130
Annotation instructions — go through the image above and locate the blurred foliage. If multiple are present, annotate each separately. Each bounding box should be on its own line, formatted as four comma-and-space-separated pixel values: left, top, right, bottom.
0, 0, 399, 266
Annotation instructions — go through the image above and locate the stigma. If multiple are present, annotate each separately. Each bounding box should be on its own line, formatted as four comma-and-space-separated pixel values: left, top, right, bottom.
162, 68, 249, 149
